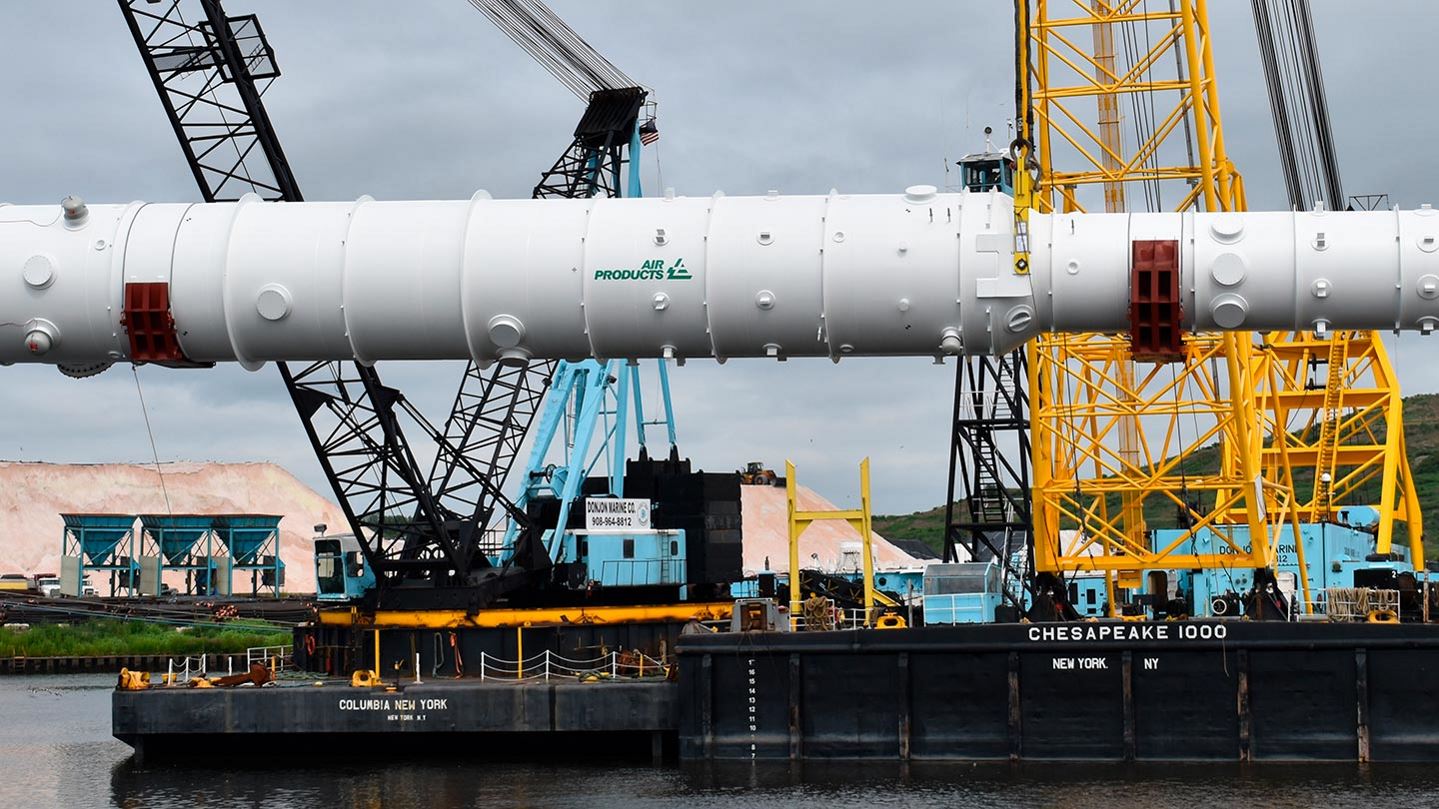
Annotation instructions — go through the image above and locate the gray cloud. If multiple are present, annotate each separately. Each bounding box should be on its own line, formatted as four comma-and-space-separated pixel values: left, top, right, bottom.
2, 2, 1438, 516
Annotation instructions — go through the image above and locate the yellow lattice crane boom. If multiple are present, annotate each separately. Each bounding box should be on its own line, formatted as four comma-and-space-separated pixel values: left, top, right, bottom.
1017, 0, 1421, 609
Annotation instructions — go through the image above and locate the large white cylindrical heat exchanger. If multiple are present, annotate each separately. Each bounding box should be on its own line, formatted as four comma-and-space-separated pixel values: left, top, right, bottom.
3, 188, 1439, 373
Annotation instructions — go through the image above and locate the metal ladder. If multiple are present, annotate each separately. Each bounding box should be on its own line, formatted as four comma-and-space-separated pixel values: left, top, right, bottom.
968, 358, 1020, 525
1312, 331, 1351, 517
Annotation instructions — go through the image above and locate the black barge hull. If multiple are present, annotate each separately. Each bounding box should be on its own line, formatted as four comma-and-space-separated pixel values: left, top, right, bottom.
114, 621, 1439, 762
113, 679, 677, 764
676, 621, 1439, 761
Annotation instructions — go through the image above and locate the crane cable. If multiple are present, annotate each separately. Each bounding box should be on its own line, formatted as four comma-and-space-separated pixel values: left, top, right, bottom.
1251, 0, 1344, 209
466, 0, 640, 101
132, 365, 174, 516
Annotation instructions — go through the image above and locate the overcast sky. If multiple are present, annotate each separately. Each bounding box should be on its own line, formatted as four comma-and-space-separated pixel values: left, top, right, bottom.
2, 2, 1437, 516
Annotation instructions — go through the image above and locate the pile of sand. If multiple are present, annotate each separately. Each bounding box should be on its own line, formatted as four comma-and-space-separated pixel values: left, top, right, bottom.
0, 461, 343, 593
0, 461, 923, 595
739, 483, 922, 574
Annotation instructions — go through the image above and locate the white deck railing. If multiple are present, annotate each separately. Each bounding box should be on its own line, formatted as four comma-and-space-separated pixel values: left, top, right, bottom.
475, 649, 670, 682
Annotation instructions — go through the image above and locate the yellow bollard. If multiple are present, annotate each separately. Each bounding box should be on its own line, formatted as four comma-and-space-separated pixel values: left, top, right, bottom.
373, 629, 381, 682
516, 625, 524, 680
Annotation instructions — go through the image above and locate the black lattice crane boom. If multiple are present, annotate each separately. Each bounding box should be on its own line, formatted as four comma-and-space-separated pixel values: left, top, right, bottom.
119, 0, 660, 607
117, 0, 535, 603
429, 0, 662, 558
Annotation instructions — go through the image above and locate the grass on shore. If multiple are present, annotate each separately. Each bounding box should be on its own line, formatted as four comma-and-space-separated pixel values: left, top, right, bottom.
0, 619, 290, 658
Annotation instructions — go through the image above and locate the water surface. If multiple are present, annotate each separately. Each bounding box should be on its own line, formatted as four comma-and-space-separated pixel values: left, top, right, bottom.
2, 674, 1435, 808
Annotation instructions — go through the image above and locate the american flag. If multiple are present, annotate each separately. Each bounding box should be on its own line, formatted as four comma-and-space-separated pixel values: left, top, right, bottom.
639, 119, 659, 146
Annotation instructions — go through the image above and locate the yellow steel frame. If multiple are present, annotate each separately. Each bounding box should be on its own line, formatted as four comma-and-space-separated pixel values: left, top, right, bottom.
786, 458, 877, 628
1260, 331, 1423, 561
1030, 0, 1421, 593
1023, 0, 1419, 598
1028, 0, 1271, 586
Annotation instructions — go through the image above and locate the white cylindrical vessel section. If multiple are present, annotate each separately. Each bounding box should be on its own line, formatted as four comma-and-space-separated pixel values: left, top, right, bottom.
0, 201, 137, 369
581, 196, 716, 361
705, 193, 827, 360
343, 199, 471, 363
463, 195, 592, 365
8, 191, 1439, 371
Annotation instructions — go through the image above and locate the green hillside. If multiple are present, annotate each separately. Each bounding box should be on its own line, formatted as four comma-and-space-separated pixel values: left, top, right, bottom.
875, 393, 1439, 557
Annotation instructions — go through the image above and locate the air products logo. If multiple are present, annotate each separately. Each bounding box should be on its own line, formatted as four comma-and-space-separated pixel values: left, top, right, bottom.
594, 258, 692, 281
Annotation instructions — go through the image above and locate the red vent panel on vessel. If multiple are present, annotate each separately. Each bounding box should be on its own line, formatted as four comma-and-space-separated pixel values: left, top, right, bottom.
1128, 239, 1184, 362
122, 282, 186, 362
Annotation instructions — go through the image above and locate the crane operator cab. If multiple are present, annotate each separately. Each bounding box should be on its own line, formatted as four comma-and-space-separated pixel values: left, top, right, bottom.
957, 125, 1015, 195
922, 561, 1007, 624
313, 528, 375, 602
